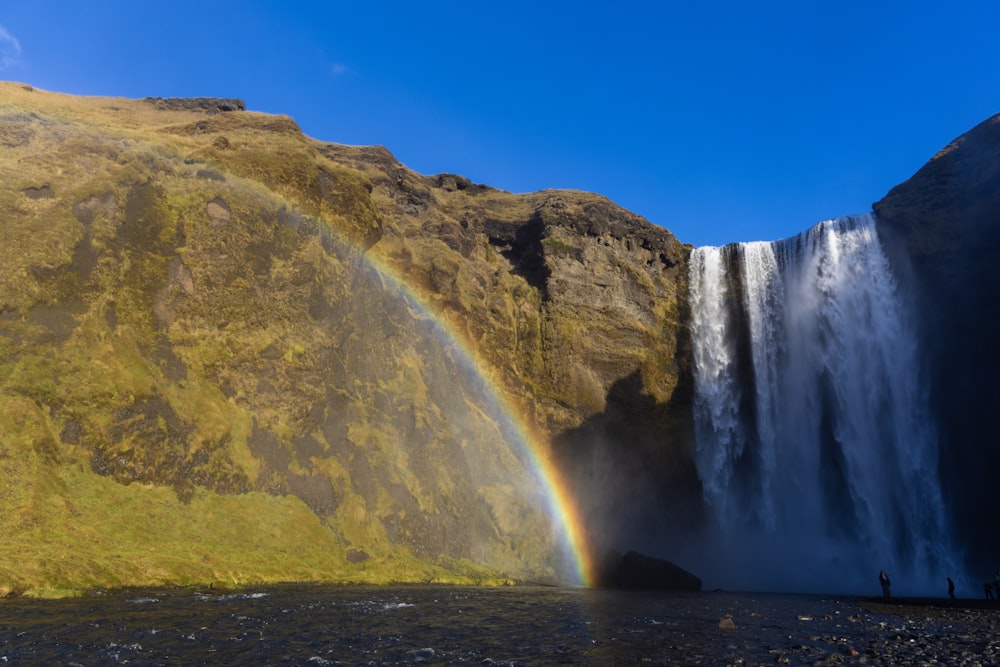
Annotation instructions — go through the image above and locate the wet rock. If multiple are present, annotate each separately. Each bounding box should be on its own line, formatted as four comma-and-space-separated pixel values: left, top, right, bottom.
594, 549, 702, 591
405, 647, 436, 664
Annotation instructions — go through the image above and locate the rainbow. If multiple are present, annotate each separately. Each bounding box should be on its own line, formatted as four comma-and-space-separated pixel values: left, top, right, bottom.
10, 91, 594, 584
361, 251, 594, 587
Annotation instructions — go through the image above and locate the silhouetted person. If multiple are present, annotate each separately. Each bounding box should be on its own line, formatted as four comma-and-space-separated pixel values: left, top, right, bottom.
879, 569, 891, 599
947, 577, 955, 599
986, 583, 994, 600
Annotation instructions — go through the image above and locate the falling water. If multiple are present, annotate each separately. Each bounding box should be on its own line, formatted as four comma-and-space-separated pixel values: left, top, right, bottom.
689, 213, 957, 594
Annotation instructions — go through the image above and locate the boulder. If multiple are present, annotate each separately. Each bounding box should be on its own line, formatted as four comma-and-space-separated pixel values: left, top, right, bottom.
594, 550, 702, 591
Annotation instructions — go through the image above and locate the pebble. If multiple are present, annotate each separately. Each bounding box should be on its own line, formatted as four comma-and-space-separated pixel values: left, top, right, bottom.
695, 600, 1000, 666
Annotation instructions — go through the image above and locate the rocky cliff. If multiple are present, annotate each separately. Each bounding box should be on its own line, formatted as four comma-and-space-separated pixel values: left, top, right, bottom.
0, 83, 693, 594
319, 144, 701, 556
874, 112, 1000, 577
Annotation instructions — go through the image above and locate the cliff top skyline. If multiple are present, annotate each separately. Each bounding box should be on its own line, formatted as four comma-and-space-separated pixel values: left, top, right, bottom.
2, 1, 999, 247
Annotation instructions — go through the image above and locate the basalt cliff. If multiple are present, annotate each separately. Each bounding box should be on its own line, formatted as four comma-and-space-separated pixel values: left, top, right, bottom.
873, 111, 1000, 578
0, 82, 996, 594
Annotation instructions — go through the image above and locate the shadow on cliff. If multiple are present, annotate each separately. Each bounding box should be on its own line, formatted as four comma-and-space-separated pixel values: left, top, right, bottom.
550, 371, 706, 574
486, 212, 551, 297
874, 111, 1000, 578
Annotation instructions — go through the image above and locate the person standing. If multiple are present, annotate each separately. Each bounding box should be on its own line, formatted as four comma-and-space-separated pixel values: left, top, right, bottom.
879, 569, 891, 599
947, 577, 956, 599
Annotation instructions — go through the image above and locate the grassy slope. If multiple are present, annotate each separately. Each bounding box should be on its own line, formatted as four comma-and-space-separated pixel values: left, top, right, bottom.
0, 83, 541, 595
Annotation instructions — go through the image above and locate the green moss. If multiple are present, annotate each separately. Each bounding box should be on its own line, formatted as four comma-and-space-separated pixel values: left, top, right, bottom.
0, 458, 353, 595
0, 86, 581, 593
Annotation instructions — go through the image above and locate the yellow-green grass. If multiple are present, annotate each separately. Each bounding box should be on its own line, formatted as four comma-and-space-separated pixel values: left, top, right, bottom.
0, 82, 690, 595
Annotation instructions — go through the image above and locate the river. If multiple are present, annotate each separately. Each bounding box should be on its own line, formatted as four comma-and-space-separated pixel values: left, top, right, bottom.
1, 584, 997, 665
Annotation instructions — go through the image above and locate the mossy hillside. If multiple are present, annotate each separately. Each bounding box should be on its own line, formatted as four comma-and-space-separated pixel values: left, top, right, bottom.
157, 111, 383, 249
0, 83, 563, 592
0, 82, 381, 252
0, 415, 510, 597
0, 425, 346, 596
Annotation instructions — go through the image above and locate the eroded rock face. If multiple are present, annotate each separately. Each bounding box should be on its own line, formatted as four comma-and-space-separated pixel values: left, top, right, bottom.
317, 144, 702, 559
324, 143, 692, 433
142, 97, 247, 113
874, 112, 1000, 576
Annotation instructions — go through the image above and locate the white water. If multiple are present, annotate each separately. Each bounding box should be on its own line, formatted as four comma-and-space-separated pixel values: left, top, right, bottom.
689, 213, 957, 595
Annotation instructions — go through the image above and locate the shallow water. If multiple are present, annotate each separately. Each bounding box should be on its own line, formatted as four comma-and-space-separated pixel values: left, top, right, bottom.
0, 585, 997, 665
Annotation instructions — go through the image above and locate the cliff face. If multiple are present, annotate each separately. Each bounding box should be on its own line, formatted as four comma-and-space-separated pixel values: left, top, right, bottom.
874, 112, 1000, 576
321, 145, 701, 554
320, 148, 692, 432
0, 83, 694, 594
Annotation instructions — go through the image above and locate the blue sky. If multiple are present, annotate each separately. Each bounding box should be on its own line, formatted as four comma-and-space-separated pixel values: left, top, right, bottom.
2, 1, 998, 247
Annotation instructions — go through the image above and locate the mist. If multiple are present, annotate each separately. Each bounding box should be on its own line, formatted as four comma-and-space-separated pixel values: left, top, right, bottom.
682, 214, 960, 596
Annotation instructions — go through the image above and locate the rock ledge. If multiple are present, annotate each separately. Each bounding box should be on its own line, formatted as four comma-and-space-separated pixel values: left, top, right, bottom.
142, 97, 246, 113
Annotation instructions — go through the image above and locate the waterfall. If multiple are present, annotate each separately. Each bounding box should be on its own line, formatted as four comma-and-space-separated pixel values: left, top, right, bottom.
689, 213, 957, 594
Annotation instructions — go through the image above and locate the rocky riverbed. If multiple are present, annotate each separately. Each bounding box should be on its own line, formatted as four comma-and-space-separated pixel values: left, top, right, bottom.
840, 598, 1000, 666
3, 586, 999, 665
711, 596, 1000, 666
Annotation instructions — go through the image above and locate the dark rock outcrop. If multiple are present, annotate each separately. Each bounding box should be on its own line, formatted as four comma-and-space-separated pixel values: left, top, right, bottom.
143, 96, 246, 113
594, 550, 702, 591
551, 371, 702, 564
874, 112, 1000, 576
